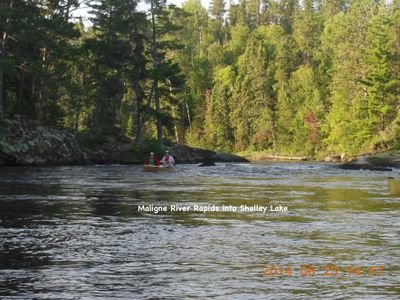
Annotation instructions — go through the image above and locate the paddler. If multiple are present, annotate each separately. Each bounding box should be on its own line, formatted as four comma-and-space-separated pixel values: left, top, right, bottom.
145, 152, 160, 166
160, 150, 175, 167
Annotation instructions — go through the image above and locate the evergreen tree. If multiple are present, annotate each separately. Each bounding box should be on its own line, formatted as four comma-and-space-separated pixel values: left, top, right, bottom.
204, 66, 235, 150
280, 65, 324, 155
231, 27, 278, 151
326, 0, 380, 154
277, 0, 299, 33
293, 0, 322, 65
0, 0, 13, 121
209, 0, 226, 21
209, 0, 226, 44
361, 6, 397, 149
248, 0, 261, 28
86, 0, 131, 133
129, 11, 147, 142
1, 0, 400, 157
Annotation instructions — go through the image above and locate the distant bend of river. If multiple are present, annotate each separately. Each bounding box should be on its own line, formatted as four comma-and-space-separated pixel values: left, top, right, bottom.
0, 162, 399, 299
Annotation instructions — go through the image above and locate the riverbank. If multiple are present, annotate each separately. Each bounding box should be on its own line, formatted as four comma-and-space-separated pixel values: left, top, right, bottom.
337, 150, 400, 171
0, 118, 248, 166
238, 149, 400, 171
2, 118, 399, 169
238, 150, 311, 162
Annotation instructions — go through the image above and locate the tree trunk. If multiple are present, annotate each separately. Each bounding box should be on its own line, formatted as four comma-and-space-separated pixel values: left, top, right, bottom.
168, 84, 181, 143
185, 88, 191, 125
0, 0, 13, 122
130, 23, 145, 143
185, 101, 191, 125
172, 104, 180, 143
38, 47, 48, 121
134, 81, 144, 143
223, 91, 232, 140
31, 77, 36, 106
17, 73, 25, 114
151, 0, 163, 146
74, 110, 80, 133
0, 60, 5, 121
154, 79, 163, 145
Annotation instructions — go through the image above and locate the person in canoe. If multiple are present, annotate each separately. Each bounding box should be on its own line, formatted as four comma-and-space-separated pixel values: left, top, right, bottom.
160, 150, 175, 167
145, 152, 160, 166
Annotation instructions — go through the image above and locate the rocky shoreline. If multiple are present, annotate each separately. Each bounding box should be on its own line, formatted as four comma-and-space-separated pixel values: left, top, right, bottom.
1, 118, 399, 170
335, 152, 400, 171
0, 119, 86, 166
0, 119, 248, 166
243, 151, 400, 171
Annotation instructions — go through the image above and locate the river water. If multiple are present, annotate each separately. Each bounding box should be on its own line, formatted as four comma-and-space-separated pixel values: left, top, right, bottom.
0, 162, 399, 299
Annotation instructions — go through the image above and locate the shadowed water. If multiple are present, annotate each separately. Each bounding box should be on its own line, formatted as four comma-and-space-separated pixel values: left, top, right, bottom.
0, 162, 399, 299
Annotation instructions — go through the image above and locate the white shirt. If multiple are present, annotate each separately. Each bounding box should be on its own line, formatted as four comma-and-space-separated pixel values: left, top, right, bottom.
160, 154, 175, 166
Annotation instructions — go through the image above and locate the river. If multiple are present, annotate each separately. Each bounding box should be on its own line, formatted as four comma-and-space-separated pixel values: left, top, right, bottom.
0, 162, 399, 299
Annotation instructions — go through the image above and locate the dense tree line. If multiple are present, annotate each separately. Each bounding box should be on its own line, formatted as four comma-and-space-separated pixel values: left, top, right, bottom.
0, 0, 399, 156
0, 0, 184, 144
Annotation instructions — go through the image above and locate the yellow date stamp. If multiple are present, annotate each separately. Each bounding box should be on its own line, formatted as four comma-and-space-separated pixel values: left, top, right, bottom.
261, 264, 384, 277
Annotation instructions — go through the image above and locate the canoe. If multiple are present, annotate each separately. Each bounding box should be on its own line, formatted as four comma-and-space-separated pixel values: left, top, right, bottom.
388, 178, 400, 196
143, 165, 172, 172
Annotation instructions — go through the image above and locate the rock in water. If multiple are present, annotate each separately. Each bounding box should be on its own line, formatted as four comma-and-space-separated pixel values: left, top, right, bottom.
199, 157, 216, 167
213, 151, 249, 163
324, 155, 341, 163
171, 144, 249, 164
339, 163, 392, 171
0, 118, 86, 166
338, 155, 393, 171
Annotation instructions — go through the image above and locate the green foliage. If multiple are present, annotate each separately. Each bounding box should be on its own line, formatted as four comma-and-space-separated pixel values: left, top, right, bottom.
230, 26, 278, 151
2, 0, 400, 158
130, 139, 165, 160
277, 65, 323, 155
361, 6, 397, 149
204, 65, 235, 151
324, 0, 387, 155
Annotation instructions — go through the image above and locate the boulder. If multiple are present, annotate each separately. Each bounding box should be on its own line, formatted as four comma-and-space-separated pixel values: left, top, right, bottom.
214, 151, 249, 163
169, 144, 215, 164
324, 155, 341, 163
325, 153, 350, 163
199, 157, 216, 167
0, 118, 87, 166
339, 163, 392, 171
169, 144, 249, 164
338, 154, 394, 171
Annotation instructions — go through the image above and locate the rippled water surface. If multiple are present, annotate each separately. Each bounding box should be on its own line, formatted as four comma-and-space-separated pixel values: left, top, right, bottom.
0, 162, 399, 299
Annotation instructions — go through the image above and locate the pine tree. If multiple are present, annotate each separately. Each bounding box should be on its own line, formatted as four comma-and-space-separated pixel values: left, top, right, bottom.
361, 6, 397, 148
130, 12, 147, 143
326, 0, 380, 154
208, 0, 226, 45
0, 0, 13, 121
389, 0, 400, 146
86, 0, 134, 133
149, 0, 164, 145
204, 66, 235, 150
248, 0, 261, 28
283, 66, 323, 155
209, 0, 226, 21
293, 0, 322, 66
231, 27, 278, 151
277, 0, 299, 34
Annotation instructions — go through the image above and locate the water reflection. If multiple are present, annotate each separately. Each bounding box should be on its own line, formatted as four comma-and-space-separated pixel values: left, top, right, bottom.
0, 163, 399, 299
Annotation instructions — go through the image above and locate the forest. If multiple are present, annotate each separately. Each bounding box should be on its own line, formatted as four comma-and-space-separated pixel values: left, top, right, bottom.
0, 0, 399, 157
